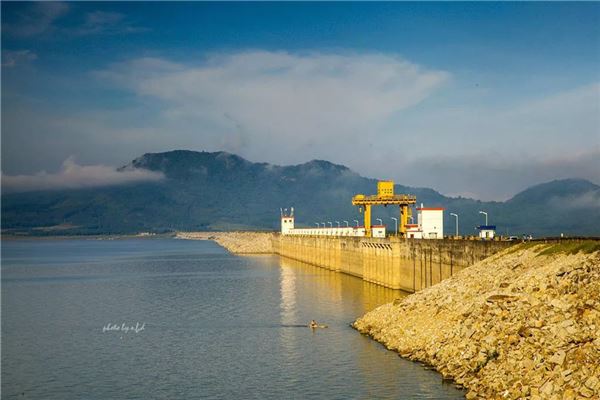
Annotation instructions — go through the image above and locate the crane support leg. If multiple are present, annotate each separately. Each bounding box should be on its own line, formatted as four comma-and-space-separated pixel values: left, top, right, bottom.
364, 204, 372, 237
400, 205, 408, 237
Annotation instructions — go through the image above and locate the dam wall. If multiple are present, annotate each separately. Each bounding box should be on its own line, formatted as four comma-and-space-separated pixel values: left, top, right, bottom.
272, 235, 513, 292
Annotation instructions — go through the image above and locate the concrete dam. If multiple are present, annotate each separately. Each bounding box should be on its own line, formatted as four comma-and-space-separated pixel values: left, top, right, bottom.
272, 180, 514, 292
272, 235, 512, 292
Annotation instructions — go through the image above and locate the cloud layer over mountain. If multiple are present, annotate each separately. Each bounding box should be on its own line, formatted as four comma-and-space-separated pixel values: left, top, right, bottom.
2, 157, 164, 193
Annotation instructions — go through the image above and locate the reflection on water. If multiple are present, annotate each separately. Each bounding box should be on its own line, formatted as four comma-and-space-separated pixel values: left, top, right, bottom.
2, 238, 464, 399
279, 257, 406, 318
279, 261, 300, 363
280, 261, 298, 325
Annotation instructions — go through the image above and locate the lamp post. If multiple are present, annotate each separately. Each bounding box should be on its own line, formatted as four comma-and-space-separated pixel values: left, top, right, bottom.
335, 221, 340, 228
390, 217, 398, 235
354, 220, 359, 227
343, 220, 349, 227
315, 223, 320, 227
376, 218, 383, 225
479, 211, 488, 226
409, 216, 414, 224
328, 222, 333, 228
321, 223, 326, 228
450, 213, 459, 237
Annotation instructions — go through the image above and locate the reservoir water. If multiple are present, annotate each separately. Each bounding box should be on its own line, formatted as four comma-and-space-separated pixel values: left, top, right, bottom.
1, 238, 464, 399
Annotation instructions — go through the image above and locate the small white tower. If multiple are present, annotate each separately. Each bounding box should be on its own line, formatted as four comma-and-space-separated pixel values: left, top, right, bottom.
280, 207, 295, 234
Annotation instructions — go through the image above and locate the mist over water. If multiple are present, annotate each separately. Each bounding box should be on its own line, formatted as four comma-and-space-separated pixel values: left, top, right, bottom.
1, 238, 464, 399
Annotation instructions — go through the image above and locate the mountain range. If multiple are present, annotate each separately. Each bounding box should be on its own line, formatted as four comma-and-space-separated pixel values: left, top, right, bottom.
2, 150, 599, 237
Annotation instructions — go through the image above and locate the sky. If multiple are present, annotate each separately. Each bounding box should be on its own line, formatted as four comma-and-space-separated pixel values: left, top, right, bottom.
2, 1, 599, 200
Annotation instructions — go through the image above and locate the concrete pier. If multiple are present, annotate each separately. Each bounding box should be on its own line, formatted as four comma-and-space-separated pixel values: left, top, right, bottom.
272, 235, 513, 292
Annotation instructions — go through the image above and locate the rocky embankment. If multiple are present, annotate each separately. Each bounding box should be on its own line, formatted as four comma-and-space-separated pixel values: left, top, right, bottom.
176, 231, 275, 254
353, 241, 600, 399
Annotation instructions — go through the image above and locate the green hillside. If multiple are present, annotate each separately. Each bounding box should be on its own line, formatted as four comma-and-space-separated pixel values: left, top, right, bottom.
2, 150, 599, 237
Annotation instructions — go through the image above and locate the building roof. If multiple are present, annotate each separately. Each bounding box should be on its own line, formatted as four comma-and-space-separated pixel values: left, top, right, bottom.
417, 207, 445, 211
477, 225, 497, 230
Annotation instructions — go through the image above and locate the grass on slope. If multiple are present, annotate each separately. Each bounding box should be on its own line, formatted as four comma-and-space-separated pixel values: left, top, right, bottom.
536, 240, 600, 256
502, 240, 600, 257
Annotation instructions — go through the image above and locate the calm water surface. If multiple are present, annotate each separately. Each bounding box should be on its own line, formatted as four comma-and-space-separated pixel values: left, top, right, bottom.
1, 238, 464, 399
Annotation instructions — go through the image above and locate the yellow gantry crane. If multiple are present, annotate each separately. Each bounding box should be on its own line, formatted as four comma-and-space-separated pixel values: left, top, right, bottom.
352, 181, 417, 238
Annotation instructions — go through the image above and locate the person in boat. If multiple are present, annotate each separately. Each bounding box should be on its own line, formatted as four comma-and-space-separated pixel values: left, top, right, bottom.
309, 320, 318, 328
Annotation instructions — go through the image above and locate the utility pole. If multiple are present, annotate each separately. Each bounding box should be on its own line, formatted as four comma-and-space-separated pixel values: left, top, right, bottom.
450, 213, 459, 237
479, 211, 488, 226
390, 217, 398, 236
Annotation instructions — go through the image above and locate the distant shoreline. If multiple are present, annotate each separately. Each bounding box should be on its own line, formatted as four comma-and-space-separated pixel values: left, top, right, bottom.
0, 231, 277, 243
0, 233, 176, 241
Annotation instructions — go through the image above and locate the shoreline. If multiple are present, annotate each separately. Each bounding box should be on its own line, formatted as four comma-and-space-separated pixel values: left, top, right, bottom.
352, 242, 600, 399
0, 233, 177, 241
0, 230, 276, 243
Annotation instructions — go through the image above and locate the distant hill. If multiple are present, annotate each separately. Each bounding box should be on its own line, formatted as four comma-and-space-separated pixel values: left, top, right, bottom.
2, 150, 599, 237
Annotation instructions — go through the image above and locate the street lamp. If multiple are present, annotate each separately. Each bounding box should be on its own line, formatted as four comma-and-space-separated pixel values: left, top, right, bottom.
354, 220, 359, 227
479, 211, 488, 226
450, 213, 459, 237
335, 221, 340, 228
321, 223, 326, 228
315, 223, 320, 227
376, 218, 383, 225
328, 222, 333, 228
390, 217, 398, 235
343, 220, 349, 227
409, 216, 414, 224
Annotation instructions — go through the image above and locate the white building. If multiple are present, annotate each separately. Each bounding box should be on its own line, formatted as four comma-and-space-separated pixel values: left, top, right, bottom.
405, 223, 422, 239
416, 206, 444, 239
477, 225, 496, 240
280, 208, 295, 234
371, 225, 386, 238
353, 227, 366, 237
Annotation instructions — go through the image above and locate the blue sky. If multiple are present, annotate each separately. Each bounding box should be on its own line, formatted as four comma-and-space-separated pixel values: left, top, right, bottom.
2, 2, 599, 199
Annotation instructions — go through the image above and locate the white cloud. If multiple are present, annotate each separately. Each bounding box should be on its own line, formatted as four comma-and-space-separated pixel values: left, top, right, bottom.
549, 189, 600, 210
3, 49, 598, 200
1, 157, 164, 193
1, 50, 37, 68
388, 149, 600, 201
96, 51, 450, 164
